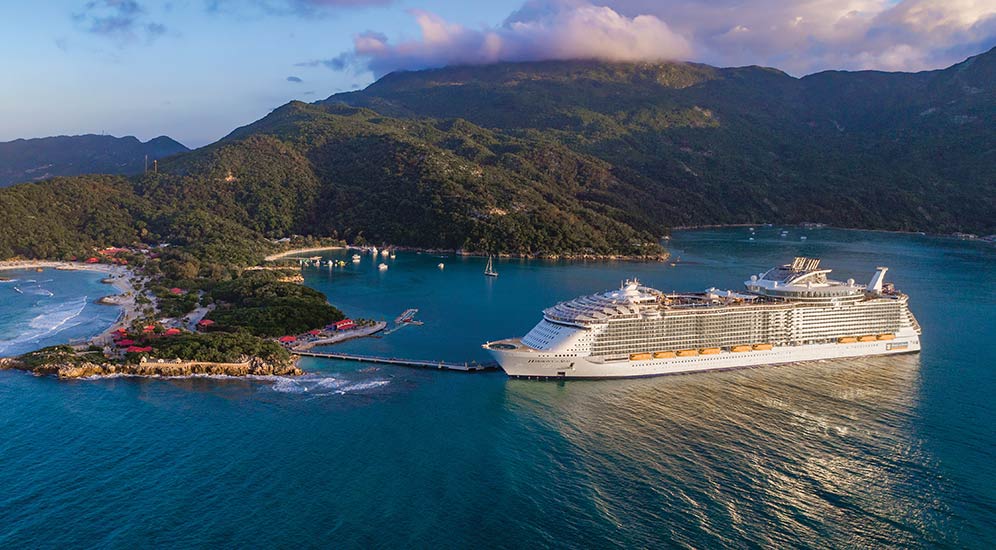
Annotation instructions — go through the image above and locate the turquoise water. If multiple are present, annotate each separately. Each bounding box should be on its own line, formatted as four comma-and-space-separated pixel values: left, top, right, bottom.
1, 228, 993, 547
0, 269, 121, 357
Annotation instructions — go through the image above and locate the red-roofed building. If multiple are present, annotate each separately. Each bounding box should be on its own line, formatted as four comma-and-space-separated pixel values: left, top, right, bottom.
278, 336, 297, 343
197, 319, 215, 330
85, 257, 99, 264
165, 328, 181, 336
125, 346, 153, 353
169, 287, 183, 295
334, 319, 355, 330
116, 339, 135, 347
308, 329, 321, 335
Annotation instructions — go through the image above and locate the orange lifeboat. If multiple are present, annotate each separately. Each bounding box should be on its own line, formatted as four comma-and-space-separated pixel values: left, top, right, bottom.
859, 335, 877, 342
838, 337, 857, 344
653, 351, 676, 359
731, 345, 752, 353
676, 349, 699, 357
752, 343, 773, 351
877, 334, 895, 341
700, 347, 720, 355
629, 352, 652, 361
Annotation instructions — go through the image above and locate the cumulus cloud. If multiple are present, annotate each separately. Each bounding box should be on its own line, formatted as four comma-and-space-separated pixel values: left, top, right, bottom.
322, 0, 995, 77
332, 0, 691, 77
72, 0, 167, 43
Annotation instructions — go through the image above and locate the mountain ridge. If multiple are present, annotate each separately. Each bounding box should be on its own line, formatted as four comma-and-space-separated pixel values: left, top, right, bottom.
0, 134, 189, 187
0, 48, 992, 268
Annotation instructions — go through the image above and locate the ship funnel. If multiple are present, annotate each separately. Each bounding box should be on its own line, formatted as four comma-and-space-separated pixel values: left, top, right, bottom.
868, 266, 889, 293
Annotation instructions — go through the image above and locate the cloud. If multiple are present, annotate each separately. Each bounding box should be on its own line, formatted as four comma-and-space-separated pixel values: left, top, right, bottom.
72, 0, 167, 43
596, 0, 996, 73
324, 0, 995, 76
287, 75, 303, 82
205, 0, 394, 17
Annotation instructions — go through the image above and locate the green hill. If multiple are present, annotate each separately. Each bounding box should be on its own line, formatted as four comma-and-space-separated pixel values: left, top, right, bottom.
0, 48, 993, 268
0, 134, 189, 187
327, 48, 994, 234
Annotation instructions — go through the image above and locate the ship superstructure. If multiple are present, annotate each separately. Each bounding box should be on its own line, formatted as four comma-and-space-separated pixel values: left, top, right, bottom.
484, 258, 921, 378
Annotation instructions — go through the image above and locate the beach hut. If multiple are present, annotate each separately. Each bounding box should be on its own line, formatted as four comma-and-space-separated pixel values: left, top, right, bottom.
278, 336, 297, 343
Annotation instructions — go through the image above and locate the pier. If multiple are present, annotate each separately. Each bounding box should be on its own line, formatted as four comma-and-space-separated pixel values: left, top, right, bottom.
294, 350, 498, 372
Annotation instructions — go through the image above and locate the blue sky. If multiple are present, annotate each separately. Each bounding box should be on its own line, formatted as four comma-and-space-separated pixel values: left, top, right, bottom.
0, 1, 522, 147
1, 1, 993, 148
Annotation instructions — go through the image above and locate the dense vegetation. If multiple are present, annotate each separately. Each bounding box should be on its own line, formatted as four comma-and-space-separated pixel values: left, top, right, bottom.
205, 270, 344, 336
332, 49, 995, 234
0, 47, 992, 269
0, 134, 188, 187
145, 332, 291, 364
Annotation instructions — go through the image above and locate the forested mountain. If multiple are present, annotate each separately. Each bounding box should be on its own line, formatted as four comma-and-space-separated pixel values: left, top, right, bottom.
329, 47, 994, 233
0, 48, 993, 267
0, 134, 188, 187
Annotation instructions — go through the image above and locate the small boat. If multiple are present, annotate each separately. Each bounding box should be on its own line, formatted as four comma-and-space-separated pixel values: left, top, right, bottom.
437, 263, 445, 269
378, 263, 388, 271
352, 254, 361, 262
381, 249, 390, 257
800, 236, 807, 240
748, 237, 755, 241
389, 253, 396, 259
484, 255, 498, 277
372, 247, 378, 255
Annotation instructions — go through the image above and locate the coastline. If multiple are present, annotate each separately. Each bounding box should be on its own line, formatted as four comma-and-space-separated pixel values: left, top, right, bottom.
354, 245, 670, 262
669, 223, 993, 240
0, 260, 145, 347
291, 322, 387, 351
264, 246, 346, 261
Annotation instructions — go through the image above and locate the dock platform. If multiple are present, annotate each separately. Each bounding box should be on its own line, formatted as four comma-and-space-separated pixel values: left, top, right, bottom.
295, 351, 498, 372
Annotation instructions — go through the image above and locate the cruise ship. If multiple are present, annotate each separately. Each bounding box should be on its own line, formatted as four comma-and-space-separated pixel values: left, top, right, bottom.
483, 258, 921, 379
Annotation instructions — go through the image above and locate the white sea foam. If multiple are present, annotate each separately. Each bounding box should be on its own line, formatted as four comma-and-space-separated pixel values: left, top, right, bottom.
268, 374, 389, 396
0, 296, 89, 355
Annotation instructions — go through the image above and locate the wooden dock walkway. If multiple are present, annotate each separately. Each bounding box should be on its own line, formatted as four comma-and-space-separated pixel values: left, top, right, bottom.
294, 350, 498, 372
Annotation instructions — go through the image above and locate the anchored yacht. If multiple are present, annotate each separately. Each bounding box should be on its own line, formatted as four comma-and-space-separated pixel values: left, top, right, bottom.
484, 257, 921, 379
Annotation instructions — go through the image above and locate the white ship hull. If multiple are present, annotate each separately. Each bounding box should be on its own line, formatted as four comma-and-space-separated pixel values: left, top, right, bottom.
487, 328, 920, 379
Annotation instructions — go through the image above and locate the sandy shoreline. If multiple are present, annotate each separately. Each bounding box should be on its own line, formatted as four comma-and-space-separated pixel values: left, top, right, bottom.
264, 246, 346, 261
0, 260, 144, 346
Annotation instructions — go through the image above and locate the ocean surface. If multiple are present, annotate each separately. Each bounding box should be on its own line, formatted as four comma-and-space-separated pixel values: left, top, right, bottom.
0, 269, 120, 357
1, 228, 993, 548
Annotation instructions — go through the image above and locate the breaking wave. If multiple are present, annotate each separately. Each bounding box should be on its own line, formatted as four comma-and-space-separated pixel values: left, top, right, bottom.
0, 296, 89, 356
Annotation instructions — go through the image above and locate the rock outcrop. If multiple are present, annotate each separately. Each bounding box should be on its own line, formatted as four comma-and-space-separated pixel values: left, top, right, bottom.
0, 355, 302, 379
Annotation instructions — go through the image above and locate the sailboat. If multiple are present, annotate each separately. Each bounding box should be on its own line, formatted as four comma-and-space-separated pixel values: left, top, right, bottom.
484, 255, 498, 277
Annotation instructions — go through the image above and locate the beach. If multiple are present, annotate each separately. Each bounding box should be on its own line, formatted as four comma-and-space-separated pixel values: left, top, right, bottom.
264, 246, 346, 261
0, 261, 145, 346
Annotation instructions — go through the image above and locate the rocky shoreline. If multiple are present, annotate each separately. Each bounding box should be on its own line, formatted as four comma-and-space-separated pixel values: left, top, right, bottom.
0, 356, 303, 379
